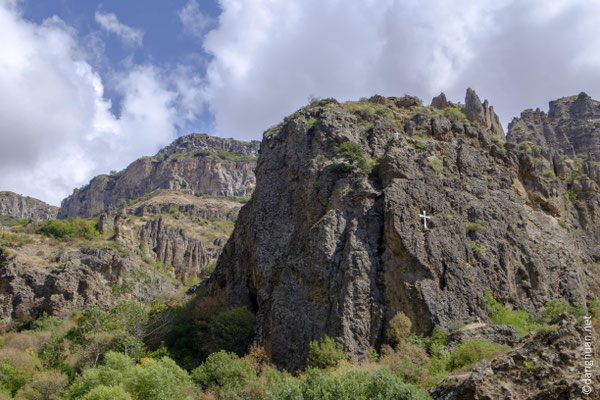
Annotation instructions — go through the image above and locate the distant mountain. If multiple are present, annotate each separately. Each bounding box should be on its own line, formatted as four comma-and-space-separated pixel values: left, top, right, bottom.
0, 191, 57, 220
58, 134, 260, 218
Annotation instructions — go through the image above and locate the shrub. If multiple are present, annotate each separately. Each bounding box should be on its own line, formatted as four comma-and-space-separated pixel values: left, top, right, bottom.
578, 91, 589, 99
448, 338, 509, 370
32, 313, 61, 332
566, 190, 577, 201
430, 158, 443, 174
191, 351, 256, 391
14, 370, 68, 400
81, 385, 132, 400
466, 221, 484, 232
333, 142, 368, 172
0, 246, 9, 267
0, 362, 28, 396
39, 218, 99, 240
155, 153, 166, 163
484, 289, 539, 337
379, 341, 429, 384
413, 142, 428, 151
442, 107, 467, 122
386, 312, 412, 346
306, 336, 346, 369
207, 307, 255, 356
517, 142, 532, 153
307, 118, 317, 129
447, 319, 465, 333
558, 220, 569, 230
469, 242, 482, 255
568, 171, 580, 184
542, 169, 556, 178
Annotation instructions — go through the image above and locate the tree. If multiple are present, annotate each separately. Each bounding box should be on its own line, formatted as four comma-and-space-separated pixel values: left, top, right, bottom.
306, 335, 346, 369
333, 141, 368, 171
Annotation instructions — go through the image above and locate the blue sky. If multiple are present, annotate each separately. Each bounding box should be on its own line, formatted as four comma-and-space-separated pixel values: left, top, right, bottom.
22, 0, 219, 130
2, 0, 600, 205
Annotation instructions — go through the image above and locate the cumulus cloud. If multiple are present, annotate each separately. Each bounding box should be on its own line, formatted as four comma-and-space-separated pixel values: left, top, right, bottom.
200, 0, 600, 139
95, 10, 143, 46
178, 0, 214, 39
0, 2, 200, 204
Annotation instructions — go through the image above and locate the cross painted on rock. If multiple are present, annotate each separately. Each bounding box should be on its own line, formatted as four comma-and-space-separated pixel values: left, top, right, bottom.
419, 210, 431, 229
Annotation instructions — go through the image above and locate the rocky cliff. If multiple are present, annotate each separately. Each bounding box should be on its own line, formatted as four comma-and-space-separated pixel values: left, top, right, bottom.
508, 92, 600, 161
431, 313, 600, 399
58, 134, 259, 219
0, 191, 242, 328
203, 90, 600, 370
0, 191, 58, 220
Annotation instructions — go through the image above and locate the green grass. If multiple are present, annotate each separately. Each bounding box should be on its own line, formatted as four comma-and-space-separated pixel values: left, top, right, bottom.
442, 107, 467, 122
484, 289, 541, 338
447, 338, 510, 370
542, 169, 556, 178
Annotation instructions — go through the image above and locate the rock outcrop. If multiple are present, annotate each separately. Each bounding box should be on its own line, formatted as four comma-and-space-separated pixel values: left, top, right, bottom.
204, 90, 600, 371
431, 313, 600, 399
58, 134, 259, 219
508, 93, 600, 161
0, 192, 57, 220
0, 246, 179, 327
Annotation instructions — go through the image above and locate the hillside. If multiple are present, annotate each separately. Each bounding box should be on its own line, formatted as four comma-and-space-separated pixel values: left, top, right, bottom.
0, 191, 58, 220
58, 134, 260, 219
203, 90, 600, 373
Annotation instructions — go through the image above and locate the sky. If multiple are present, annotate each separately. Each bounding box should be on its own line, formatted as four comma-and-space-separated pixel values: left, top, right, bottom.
1, 0, 600, 205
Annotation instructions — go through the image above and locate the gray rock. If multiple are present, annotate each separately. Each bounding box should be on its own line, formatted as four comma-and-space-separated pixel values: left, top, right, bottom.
0, 192, 57, 220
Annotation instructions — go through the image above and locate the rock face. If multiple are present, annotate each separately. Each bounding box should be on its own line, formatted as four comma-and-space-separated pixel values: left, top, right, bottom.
0, 191, 241, 327
0, 192, 57, 220
431, 313, 600, 399
0, 247, 179, 327
508, 93, 600, 161
58, 134, 259, 218
205, 91, 600, 371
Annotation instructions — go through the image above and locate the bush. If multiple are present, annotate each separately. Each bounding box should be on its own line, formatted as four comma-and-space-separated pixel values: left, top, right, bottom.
81, 385, 132, 400
306, 336, 346, 369
207, 307, 255, 356
578, 92, 589, 99
386, 312, 412, 346
466, 221, 484, 232
442, 107, 467, 122
447, 319, 465, 333
566, 190, 577, 201
542, 169, 556, 178
191, 351, 256, 391
448, 338, 509, 370
63, 352, 195, 400
0, 246, 9, 267
469, 242, 482, 255
39, 218, 99, 240
333, 142, 368, 172
484, 289, 540, 337
14, 370, 68, 400
379, 341, 428, 384
517, 142, 532, 153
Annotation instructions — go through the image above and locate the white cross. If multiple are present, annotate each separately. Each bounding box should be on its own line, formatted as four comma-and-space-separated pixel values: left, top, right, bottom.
419, 210, 431, 229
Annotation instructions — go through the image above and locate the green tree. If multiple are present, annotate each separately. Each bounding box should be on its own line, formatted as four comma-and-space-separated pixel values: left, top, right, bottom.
191, 351, 256, 392
306, 336, 347, 369
333, 142, 368, 171
206, 307, 255, 356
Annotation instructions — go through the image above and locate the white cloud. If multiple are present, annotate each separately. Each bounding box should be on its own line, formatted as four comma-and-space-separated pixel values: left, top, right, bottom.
178, 0, 214, 39
201, 0, 600, 139
0, 2, 201, 204
95, 10, 143, 46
